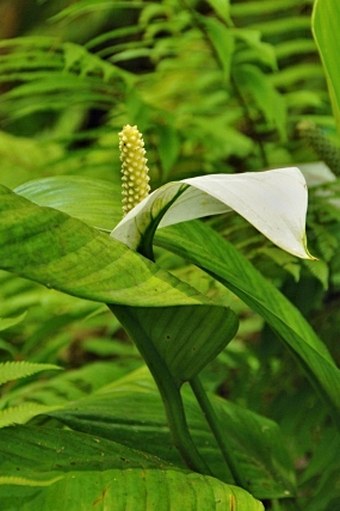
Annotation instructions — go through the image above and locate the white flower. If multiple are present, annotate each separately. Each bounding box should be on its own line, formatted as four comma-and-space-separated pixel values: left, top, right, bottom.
113, 125, 313, 259
111, 165, 314, 260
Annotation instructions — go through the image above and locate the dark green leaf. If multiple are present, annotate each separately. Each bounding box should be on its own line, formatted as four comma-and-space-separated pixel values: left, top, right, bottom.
155, 221, 340, 421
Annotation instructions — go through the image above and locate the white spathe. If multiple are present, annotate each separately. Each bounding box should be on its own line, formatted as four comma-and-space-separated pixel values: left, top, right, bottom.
111, 167, 314, 259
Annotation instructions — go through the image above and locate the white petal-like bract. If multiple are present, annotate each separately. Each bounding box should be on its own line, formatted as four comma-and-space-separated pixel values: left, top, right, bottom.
111, 167, 314, 259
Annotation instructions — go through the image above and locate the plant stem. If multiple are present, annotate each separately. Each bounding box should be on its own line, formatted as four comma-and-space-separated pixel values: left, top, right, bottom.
110, 304, 212, 476
190, 375, 244, 486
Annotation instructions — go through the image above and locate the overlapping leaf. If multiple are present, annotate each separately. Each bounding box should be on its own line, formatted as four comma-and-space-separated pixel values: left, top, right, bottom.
0, 184, 238, 384
0, 185, 203, 307
0, 426, 263, 511
49, 368, 295, 499
155, 221, 340, 421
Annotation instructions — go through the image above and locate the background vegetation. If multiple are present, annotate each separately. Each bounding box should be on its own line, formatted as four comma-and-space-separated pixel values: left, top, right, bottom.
0, 1, 339, 510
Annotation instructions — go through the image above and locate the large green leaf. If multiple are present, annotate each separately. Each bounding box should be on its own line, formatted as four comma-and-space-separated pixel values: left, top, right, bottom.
0, 184, 241, 478
155, 221, 340, 421
312, 0, 340, 132
0, 184, 238, 380
49, 368, 295, 499
0, 184, 206, 307
0, 426, 263, 511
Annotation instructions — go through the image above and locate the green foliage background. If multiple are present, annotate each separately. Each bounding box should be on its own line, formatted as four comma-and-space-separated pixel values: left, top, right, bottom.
0, 1, 339, 510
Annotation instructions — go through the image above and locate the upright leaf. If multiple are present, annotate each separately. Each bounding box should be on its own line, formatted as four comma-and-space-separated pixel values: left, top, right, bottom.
313, 0, 340, 132
156, 221, 340, 421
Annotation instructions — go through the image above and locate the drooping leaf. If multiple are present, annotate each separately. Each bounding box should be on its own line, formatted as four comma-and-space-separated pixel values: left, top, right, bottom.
155, 221, 340, 421
0, 184, 209, 307
0, 184, 238, 391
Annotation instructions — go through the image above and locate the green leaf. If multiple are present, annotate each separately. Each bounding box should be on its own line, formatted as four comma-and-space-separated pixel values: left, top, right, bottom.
15, 176, 122, 232
0, 426, 263, 511
200, 16, 234, 82
234, 64, 286, 140
155, 221, 340, 422
0, 312, 27, 332
157, 124, 181, 179
232, 29, 277, 69
0, 184, 212, 307
312, 0, 340, 133
111, 305, 238, 386
49, 367, 296, 499
206, 0, 232, 24
0, 361, 61, 386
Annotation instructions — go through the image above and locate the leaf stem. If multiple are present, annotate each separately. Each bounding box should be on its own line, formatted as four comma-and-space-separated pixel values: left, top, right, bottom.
190, 375, 244, 486
110, 304, 212, 476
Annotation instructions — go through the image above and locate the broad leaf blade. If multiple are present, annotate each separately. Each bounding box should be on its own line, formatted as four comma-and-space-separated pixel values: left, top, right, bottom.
0, 184, 239, 379
0, 426, 263, 511
0, 185, 208, 307
155, 222, 340, 421
50, 368, 296, 499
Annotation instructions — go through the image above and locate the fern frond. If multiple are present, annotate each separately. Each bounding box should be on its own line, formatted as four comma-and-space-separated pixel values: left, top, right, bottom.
0, 38, 129, 121
0, 361, 61, 386
0, 403, 60, 429
52, 0, 144, 22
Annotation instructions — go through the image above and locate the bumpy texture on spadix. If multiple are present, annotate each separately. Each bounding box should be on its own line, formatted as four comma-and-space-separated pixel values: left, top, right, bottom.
119, 124, 151, 215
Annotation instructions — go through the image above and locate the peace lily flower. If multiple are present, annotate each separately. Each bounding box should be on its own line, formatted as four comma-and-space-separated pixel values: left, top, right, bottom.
111, 125, 314, 260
